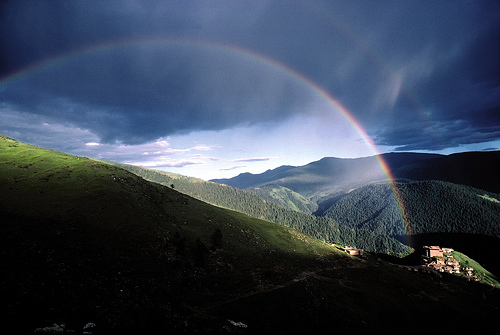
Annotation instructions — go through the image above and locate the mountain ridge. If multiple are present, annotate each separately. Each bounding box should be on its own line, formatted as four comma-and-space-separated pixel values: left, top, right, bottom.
211, 151, 500, 196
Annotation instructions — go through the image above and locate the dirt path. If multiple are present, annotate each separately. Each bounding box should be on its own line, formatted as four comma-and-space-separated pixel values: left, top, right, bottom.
204, 260, 371, 312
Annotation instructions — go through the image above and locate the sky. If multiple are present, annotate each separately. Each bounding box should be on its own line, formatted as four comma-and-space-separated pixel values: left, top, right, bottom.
1, 0, 499, 180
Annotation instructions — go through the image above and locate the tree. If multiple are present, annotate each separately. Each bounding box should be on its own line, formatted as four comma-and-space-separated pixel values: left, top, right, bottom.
194, 238, 208, 267
211, 229, 223, 250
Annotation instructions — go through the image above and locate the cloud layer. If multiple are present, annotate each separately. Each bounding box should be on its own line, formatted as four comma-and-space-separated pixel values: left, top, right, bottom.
1, 0, 499, 166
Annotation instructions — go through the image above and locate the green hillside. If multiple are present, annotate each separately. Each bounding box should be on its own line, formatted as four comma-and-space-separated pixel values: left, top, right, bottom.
452, 251, 499, 287
2, 135, 500, 334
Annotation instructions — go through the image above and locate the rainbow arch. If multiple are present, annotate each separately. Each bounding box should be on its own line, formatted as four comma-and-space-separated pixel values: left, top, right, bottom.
0, 36, 412, 243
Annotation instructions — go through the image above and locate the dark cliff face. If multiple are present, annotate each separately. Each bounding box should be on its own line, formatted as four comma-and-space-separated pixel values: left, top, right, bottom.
389, 151, 500, 193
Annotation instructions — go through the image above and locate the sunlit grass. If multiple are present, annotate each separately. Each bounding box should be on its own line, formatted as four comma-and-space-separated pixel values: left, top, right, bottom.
478, 194, 500, 203
453, 251, 500, 288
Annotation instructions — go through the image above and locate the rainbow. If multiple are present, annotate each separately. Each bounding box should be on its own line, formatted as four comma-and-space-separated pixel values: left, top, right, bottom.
0, 37, 411, 242
269, 56, 413, 241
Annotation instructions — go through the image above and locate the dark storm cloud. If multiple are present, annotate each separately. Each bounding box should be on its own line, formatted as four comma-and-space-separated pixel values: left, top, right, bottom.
1, 0, 499, 150
374, 116, 500, 152
251, 0, 500, 151
2, 41, 316, 144
0, 0, 202, 76
374, 8, 500, 151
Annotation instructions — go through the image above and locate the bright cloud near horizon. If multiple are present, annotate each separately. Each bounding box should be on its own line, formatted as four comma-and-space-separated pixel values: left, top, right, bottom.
1, 0, 499, 180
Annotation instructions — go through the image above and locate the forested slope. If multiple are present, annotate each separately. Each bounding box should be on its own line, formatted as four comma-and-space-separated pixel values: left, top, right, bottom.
322, 180, 500, 237
247, 184, 318, 214
321, 180, 500, 270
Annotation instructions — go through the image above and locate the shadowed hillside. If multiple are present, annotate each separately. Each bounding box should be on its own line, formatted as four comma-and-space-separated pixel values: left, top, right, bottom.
1, 135, 499, 334
388, 151, 500, 193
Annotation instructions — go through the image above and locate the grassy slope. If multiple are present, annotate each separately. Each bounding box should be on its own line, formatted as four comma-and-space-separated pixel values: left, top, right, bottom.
0, 135, 343, 332
452, 251, 500, 287
1, 135, 500, 334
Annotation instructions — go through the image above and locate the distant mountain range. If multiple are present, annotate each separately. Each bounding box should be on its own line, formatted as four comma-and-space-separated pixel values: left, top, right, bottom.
211, 151, 500, 197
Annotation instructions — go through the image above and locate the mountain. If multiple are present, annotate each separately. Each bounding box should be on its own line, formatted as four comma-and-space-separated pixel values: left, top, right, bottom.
386, 151, 500, 193
213, 155, 390, 199
2, 134, 500, 333
212, 151, 500, 198
216, 165, 297, 189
